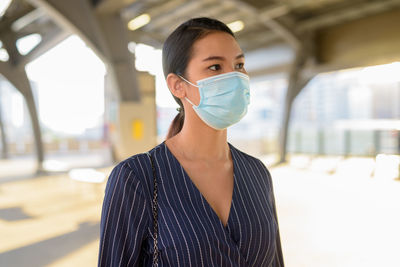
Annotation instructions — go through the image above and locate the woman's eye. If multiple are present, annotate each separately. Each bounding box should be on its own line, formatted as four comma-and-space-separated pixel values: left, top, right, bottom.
208, 64, 221, 71
236, 63, 244, 69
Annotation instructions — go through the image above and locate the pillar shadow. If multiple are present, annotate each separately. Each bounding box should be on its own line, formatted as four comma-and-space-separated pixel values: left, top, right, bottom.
0, 206, 33, 221
0, 221, 100, 267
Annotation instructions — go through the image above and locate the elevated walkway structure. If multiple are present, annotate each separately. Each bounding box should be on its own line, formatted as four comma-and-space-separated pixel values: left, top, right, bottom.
0, 0, 400, 171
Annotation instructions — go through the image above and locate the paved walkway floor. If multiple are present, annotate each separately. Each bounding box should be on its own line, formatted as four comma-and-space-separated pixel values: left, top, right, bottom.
0, 155, 399, 266
271, 162, 400, 267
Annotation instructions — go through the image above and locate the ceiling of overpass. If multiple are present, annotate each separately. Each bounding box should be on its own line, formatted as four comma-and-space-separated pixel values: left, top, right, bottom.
1, 0, 400, 57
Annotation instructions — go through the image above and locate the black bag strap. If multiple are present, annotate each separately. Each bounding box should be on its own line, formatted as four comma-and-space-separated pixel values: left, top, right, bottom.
146, 151, 159, 267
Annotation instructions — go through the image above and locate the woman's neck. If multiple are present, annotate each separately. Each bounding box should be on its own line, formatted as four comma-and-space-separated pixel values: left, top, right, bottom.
168, 119, 230, 162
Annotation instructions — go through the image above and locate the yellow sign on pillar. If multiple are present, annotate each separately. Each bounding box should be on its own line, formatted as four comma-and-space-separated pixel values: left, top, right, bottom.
132, 119, 144, 140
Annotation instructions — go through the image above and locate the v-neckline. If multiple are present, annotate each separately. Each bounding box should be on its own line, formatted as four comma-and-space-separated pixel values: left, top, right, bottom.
163, 140, 237, 230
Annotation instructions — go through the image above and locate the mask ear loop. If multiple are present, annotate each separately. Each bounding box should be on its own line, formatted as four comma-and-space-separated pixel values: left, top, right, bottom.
177, 74, 198, 106
177, 74, 198, 88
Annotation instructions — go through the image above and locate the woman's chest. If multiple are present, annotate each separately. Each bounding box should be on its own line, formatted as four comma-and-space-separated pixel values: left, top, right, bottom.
183, 160, 234, 227
155, 161, 278, 258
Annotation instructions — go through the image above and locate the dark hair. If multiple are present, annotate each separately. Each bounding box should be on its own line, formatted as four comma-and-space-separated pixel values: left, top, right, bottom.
162, 17, 235, 139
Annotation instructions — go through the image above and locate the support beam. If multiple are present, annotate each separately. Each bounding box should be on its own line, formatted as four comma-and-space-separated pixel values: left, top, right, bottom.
0, 61, 44, 171
10, 8, 46, 32
230, 0, 300, 50
26, 0, 110, 62
19, 25, 70, 66
0, 3, 35, 34
0, 25, 45, 171
299, 0, 400, 31
1, 28, 22, 66
145, 0, 206, 31
95, 0, 138, 15
258, 17, 300, 50
316, 8, 400, 69
97, 13, 141, 101
23, 77, 44, 172
0, 90, 8, 159
128, 27, 165, 47
278, 30, 316, 164
279, 50, 309, 163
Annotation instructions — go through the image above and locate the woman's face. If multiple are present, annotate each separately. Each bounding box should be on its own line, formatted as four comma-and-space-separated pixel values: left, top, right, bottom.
183, 31, 247, 106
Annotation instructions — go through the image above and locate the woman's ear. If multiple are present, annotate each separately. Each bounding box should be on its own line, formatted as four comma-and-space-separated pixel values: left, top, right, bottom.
166, 73, 186, 99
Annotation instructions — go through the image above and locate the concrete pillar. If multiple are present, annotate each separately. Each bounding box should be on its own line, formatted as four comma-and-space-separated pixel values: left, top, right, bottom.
373, 130, 381, 156
96, 13, 141, 102
109, 72, 157, 161
1, 68, 44, 171
279, 46, 313, 163
0, 29, 45, 172
318, 128, 325, 155
0, 90, 9, 159
344, 130, 351, 157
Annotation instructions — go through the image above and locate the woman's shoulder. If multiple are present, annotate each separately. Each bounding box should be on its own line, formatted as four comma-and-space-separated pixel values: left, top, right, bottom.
229, 142, 268, 169
106, 142, 165, 192
229, 142, 273, 186
114, 142, 164, 172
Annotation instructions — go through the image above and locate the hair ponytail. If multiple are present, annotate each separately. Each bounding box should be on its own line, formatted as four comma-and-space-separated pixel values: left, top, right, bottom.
166, 106, 184, 139
162, 17, 235, 139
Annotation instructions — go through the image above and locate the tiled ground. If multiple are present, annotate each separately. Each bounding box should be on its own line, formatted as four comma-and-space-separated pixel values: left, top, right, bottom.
0, 165, 110, 267
0, 155, 399, 267
271, 162, 400, 267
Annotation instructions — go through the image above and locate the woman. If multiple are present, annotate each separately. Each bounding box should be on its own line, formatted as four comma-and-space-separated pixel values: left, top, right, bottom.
98, 17, 284, 267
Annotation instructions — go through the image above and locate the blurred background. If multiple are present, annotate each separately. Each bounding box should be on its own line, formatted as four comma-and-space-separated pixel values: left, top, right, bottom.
0, 0, 399, 266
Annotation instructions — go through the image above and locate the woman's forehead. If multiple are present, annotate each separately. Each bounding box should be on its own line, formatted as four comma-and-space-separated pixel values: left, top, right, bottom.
191, 31, 243, 60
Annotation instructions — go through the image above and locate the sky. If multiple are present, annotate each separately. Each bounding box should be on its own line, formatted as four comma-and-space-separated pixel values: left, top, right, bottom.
26, 35, 106, 135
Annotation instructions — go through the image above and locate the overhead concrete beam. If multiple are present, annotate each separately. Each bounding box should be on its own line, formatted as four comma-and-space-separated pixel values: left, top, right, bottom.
238, 31, 280, 52
95, 0, 137, 14
18, 25, 70, 66
129, 28, 165, 46
230, 0, 300, 50
0, 3, 35, 34
125, 0, 186, 30
1, 28, 22, 66
315, 8, 400, 70
299, 0, 400, 31
26, 0, 110, 62
144, 0, 204, 34
10, 7, 46, 32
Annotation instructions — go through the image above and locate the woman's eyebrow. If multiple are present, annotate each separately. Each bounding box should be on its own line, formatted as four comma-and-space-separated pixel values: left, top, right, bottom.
202, 56, 224, 61
202, 53, 245, 62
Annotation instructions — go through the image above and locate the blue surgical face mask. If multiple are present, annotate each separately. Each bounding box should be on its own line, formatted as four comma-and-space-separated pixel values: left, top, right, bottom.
178, 71, 250, 130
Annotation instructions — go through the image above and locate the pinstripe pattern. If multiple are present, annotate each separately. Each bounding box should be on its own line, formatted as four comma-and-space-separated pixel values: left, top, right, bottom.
98, 141, 284, 266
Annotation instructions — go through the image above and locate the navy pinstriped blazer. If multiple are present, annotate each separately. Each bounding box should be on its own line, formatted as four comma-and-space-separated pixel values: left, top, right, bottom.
98, 141, 284, 266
